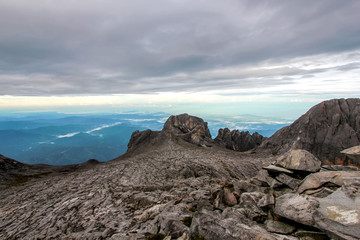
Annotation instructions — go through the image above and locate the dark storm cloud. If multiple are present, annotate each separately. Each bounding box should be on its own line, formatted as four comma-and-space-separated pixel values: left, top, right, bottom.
0, 0, 359, 95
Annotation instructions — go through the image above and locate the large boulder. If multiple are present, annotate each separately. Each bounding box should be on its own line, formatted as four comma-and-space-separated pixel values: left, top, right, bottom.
297, 171, 360, 194
215, 128, 264, 152
274, 193, 319, 226
261, 98, 360, 165
163, 114, 212, 145
313, 185, 360, 240
275, 149, 322, 172
341, 145, 360, 164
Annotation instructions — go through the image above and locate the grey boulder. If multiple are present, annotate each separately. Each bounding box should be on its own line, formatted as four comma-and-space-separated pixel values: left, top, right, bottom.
274, 193, 319, 226
313, 185, 360, 240
297, 171, 360, 194
275, 149, 322, 172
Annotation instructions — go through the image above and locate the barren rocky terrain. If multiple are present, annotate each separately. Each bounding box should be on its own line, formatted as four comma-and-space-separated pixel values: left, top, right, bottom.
1, 98, 360, 240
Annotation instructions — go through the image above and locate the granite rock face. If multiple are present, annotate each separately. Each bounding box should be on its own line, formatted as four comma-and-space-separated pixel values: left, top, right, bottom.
215, 128, 264, 152
261, 98, 360, 165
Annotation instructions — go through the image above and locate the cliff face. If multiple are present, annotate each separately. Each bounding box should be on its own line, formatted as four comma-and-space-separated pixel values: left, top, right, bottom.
261, 98, 360, 165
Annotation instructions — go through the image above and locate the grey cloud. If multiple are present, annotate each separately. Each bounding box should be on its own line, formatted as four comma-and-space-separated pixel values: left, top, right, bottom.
0, 0, 359, 95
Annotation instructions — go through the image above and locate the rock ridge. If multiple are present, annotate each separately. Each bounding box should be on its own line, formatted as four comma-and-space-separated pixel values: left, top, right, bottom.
215, 128, 264, 152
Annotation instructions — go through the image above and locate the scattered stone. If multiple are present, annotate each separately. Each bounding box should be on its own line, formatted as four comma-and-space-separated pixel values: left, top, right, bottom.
275, 173, 301, 190
223, 188, 237, 206
176, 233, 187, 240
190, 209, 276, 240
239, 192, 269, 220
263, 165, 294, 174
274, 193, 319, 226
275, 149, 322, 172
251, 170, 282, 188
321, 164, 359, 172
265, 220, 296, 234
293, 230, 328, 240
302, 187, 334, 198
297, 171, 360, 194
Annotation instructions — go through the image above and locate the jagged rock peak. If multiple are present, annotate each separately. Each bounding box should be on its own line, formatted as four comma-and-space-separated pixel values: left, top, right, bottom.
215, 128, 264, 152
261, 98, 360, 165
126, 114, 213, 153
163, 113, 212, 145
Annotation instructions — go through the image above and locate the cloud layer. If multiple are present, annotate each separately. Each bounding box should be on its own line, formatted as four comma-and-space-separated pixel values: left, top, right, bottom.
0, 0, 359, 97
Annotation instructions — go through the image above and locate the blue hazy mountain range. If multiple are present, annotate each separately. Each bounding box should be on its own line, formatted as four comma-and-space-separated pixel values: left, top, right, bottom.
0, 112, 293, 165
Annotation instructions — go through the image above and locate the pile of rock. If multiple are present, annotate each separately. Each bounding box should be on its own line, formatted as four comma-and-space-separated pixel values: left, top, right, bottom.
123, 149, 359, 240
258, 149, 360, 240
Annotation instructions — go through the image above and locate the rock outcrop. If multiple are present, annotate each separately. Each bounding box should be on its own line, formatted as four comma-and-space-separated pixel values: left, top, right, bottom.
163, 113, 213, 146
215, 128, 263, 152
261, 98, 360, 165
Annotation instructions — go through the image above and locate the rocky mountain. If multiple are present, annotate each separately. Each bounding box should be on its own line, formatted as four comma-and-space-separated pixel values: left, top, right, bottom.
261, 98, 360, 166
0, 99, 360, 240
215, 128, 264, 152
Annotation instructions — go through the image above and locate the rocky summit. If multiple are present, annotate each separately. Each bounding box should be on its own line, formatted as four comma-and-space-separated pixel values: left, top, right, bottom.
1, 98, 360, 240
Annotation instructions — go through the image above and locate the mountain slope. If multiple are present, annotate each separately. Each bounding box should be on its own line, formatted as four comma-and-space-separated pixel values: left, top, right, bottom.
0, 115, 273, 239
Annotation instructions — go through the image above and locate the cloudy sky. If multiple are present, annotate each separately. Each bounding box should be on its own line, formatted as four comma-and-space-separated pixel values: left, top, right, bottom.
0, 0, 359, 117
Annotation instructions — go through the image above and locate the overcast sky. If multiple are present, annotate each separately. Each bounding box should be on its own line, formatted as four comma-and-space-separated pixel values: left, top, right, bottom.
0, 0, 359, 115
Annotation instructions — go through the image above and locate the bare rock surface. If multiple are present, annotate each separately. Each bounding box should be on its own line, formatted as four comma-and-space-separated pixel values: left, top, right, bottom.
0, 123, 272, 239
261, 98, 360, 165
